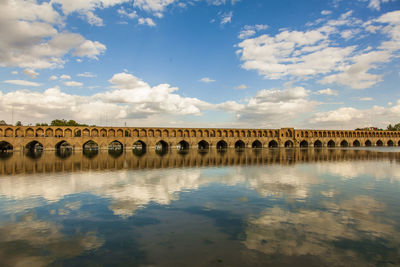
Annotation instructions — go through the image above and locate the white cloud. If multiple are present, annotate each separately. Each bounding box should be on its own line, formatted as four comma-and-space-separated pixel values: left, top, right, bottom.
235, 84, 247, 90
22, 69, 39, 79
77, 72, 97, 78
11, 71, 18, 75
238, 24, 268, 39
64, 81, 83, 87
315, 88, 338, 96
60, 74, 71, 80
320, 50, 390, 89
199, 77, 216, 83
308, 100, 400, 128
321, 10, 332, 15
49, 75, 58, 81
218, 87, 318, 127
134, 0, 176, 13
0, 0, 106, 70
359, 97, 373, 101
221, 11, 233, 25
117, 7, 138, 19
51, 0, 131, 26
237, 10, 400, 89
368, 0, 392, 11
4, 80, 41, 87
138, 17, 156, 26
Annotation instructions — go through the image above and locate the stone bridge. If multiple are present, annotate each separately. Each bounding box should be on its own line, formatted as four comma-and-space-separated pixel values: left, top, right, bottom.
0, 126, 399, 151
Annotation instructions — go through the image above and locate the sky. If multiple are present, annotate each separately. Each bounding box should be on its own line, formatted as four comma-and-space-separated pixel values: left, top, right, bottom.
0, 0, 399, 129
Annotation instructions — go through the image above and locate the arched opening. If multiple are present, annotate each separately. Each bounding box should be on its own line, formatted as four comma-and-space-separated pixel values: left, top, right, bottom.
177, 140, 189, 150
252, 140, 262, 149
25, 141, 43, 151
387, 140, 394, 147
216, 140, 228, 150
133, 140, 146, 151
156, 140, 169, 154
268, 140, 278, 148
83, 140, 99, 150
299, 140, 308, 148
340, 140, 348, 147
314, 140, 323, 147
284, 140, 293, 148
56, 140, 72, 150
398, 140, 400, 146
0, 141, 13, 151
376, 140, 383, 147
198, 140, 209, 150
109, 140, 123, 150
327, 140, 335, 147
235, 140, 246, 149
365, 140, 372, 147
353, 140, 361, 147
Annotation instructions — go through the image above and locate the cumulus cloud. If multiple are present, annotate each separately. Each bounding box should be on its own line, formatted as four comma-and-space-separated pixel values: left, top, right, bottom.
315, 88, 338, 96
199, 77, 216, 83
0, 73, 215, 124
60, 74, 71, 80
22, 69, 39, 79
138, 17, 156, 26
0, 0, 106, 70
235, 84, 247, 90
64, 81, 83, 87
308, 100, 400, 128
218, 86, 318, 127
237, 10, 400, 89
221, 11, 233, 25
77, 72, 97, 78
238, 24, 268, 39
321, 10, 332, 15
3, 80, 41, 87
368, 0, 392, 11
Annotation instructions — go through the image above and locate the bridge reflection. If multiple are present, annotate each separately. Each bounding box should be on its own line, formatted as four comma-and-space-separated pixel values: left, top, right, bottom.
1, 148, 400, 176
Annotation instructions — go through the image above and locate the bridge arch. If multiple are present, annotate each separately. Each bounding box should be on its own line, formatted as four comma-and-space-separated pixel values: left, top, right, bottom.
198, 140, 209, 150
299, 140, 308, 148
252, 140, 262, 148
268, 140, 278, 148
216, 140, 228, 150
25, 128, 34, 137
83, 140, 99, 150
133, 140, 146, 151
387, 140, 394, 147
284, 140, 293, 148
365, 140, 372, 147
327, 140, 335, 147
353, 140, 361, 147
4, 128, 13, 137
156, 140, 169, 152
25, 140, 43, 151
177, 140, 189, 150
56, 140, 72, 150
314, 140, 323, 147
398, 140, 400, 146
235, 140, 245, 149
0, 141, 13, 151
376, 140, 383, 147
340, 140, 349, 147
109, 140, 123, 150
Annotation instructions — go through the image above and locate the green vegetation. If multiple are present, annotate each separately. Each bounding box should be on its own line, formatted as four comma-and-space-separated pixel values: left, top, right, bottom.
387, 123, 400, 131
50, 119, 90, 127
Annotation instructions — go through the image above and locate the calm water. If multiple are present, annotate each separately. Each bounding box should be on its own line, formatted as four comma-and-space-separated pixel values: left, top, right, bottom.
1, 148, 400, 266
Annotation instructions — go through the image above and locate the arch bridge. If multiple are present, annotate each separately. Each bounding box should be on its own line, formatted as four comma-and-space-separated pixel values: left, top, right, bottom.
0, 126, 399, 151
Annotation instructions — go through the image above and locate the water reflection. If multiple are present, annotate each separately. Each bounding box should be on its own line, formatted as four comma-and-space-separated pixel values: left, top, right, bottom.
1, 148, 400, 176
0, 148, 399, 266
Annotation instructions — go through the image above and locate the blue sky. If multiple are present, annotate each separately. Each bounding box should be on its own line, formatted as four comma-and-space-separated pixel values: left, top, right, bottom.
0, 0, 399, 129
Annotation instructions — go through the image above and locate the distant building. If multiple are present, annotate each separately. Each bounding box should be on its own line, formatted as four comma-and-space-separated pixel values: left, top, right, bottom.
0, 120, 7, 126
